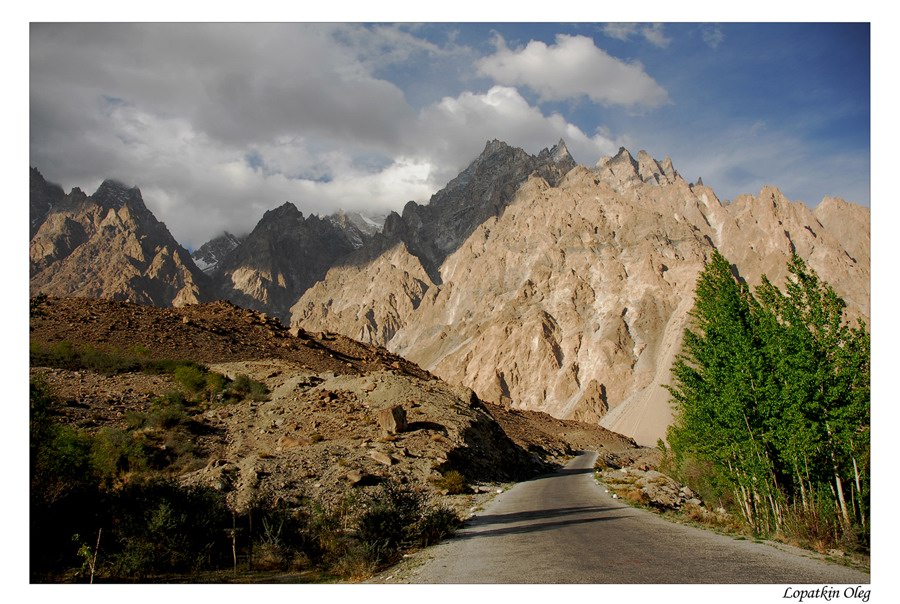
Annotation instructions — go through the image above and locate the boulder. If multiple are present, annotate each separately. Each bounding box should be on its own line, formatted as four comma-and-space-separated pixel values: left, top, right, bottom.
376, 405, 408, 434
369, 450, 395, 466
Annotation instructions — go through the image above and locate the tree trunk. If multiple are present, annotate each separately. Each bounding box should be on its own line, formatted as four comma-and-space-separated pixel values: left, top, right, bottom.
852, 455, 866, 529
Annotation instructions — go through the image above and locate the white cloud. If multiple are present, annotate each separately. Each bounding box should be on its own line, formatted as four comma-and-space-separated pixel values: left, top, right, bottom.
702, 25, 725, 49
601, 23, 638, 41
641, 23, 671, 49
601, 22, 671, 48
416, 86, 623, 185
30, 24, 637, 248
476, 34, 669, 108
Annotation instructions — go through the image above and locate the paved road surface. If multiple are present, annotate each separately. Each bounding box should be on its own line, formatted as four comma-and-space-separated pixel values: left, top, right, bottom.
396, 452, 870, 584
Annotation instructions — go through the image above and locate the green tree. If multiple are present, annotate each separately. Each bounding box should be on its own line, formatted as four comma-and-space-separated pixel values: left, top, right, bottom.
667, 251, 781, 530
755, 255, 869, 531
667, 252, 869, 543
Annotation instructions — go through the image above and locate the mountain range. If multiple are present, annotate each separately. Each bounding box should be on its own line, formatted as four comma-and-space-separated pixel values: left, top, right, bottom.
29, 140, 869, 445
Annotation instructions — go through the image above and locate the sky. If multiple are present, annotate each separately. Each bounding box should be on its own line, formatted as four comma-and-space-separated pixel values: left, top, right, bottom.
28, 21, 871, 250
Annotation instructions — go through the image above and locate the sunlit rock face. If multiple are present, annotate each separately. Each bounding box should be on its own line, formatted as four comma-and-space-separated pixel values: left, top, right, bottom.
292, 142, 868, 446
30, 173, 208, 307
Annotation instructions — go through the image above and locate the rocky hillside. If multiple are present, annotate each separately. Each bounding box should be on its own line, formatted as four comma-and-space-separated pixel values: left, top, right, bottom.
30, 172, 208, 307
31, 296, 647, 514
292, 145, 869, 446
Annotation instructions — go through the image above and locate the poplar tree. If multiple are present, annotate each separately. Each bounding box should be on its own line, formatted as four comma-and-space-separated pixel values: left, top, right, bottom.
668, 251, 869, 539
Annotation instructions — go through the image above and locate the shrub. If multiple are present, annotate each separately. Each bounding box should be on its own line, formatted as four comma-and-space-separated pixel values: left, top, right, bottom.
173, 365, 206, 394
30, 293, 48, 317
229, 374, 270, 402
90, 427, 149, 486
354, 480, 429, 564
105, 479, 232, 578
146, 393, 189, 429
434, 470, 468, 494
417, 507, 460, 546
30, 378, 103, 578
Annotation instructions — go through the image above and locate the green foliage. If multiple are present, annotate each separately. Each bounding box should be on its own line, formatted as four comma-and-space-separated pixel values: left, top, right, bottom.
30, 340, 238, 408
30, 378, 102, 577
90, 427, 149, 486
104, 479, 232, 578
355, 480, 425, 562
350, 479, 460, 565
173, 365, 206, 393
667, 252, 869, 549
230, 373, 270, 401
150, 392, 190, 428
416, 507, 461, 546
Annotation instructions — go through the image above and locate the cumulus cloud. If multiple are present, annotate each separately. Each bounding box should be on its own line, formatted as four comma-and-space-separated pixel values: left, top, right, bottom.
30, 24, 630, 249
476, 34, 669, 108
417, 86, 622, 184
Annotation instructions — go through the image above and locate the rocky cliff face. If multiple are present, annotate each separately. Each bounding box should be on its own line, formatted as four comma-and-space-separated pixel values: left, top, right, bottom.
30, 175, 208, 307
386, 138, 576, 281
191, 232, 245, 275
292, 138, 579, 339
212, 202, 360, 323
292, 144, 869, 446
30, 168, 67, 238
326, 210, 382, 249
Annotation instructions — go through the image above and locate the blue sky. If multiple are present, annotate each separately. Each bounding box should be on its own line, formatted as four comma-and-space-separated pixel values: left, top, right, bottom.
29, 21, 870, 248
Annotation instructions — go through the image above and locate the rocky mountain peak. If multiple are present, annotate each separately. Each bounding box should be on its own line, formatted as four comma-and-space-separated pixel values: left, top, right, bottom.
480, 138, 512, 157
381, 210, 407, 239
191, 232, 245, 276
596, 148, 682, 190
30, 172, 207, 307
92, 179, 147, 212
262, 201, 303, 222
30, 167, 66, 237
213, 201, 361, 322
325, 210, 381, 250
376, 139, 580, 281
539, 138, 574, 165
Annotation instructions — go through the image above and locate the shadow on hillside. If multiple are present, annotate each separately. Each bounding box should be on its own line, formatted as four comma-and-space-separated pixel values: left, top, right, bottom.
407, 421, 447, 434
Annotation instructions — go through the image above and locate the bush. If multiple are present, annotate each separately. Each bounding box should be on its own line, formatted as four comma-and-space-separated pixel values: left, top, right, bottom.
146, 393, 189, 429
433, 470, 468, 494
173, 365, 206, 394
229, 374, 270, 402
90, 427, 149, 486
30, 378, 102, 577
105, 479, 232, 578
355, 480, 425, 563
417, 507, 460, 546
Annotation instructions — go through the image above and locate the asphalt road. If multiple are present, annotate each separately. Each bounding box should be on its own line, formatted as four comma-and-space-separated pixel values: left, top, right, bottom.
395, 452, 870, 584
